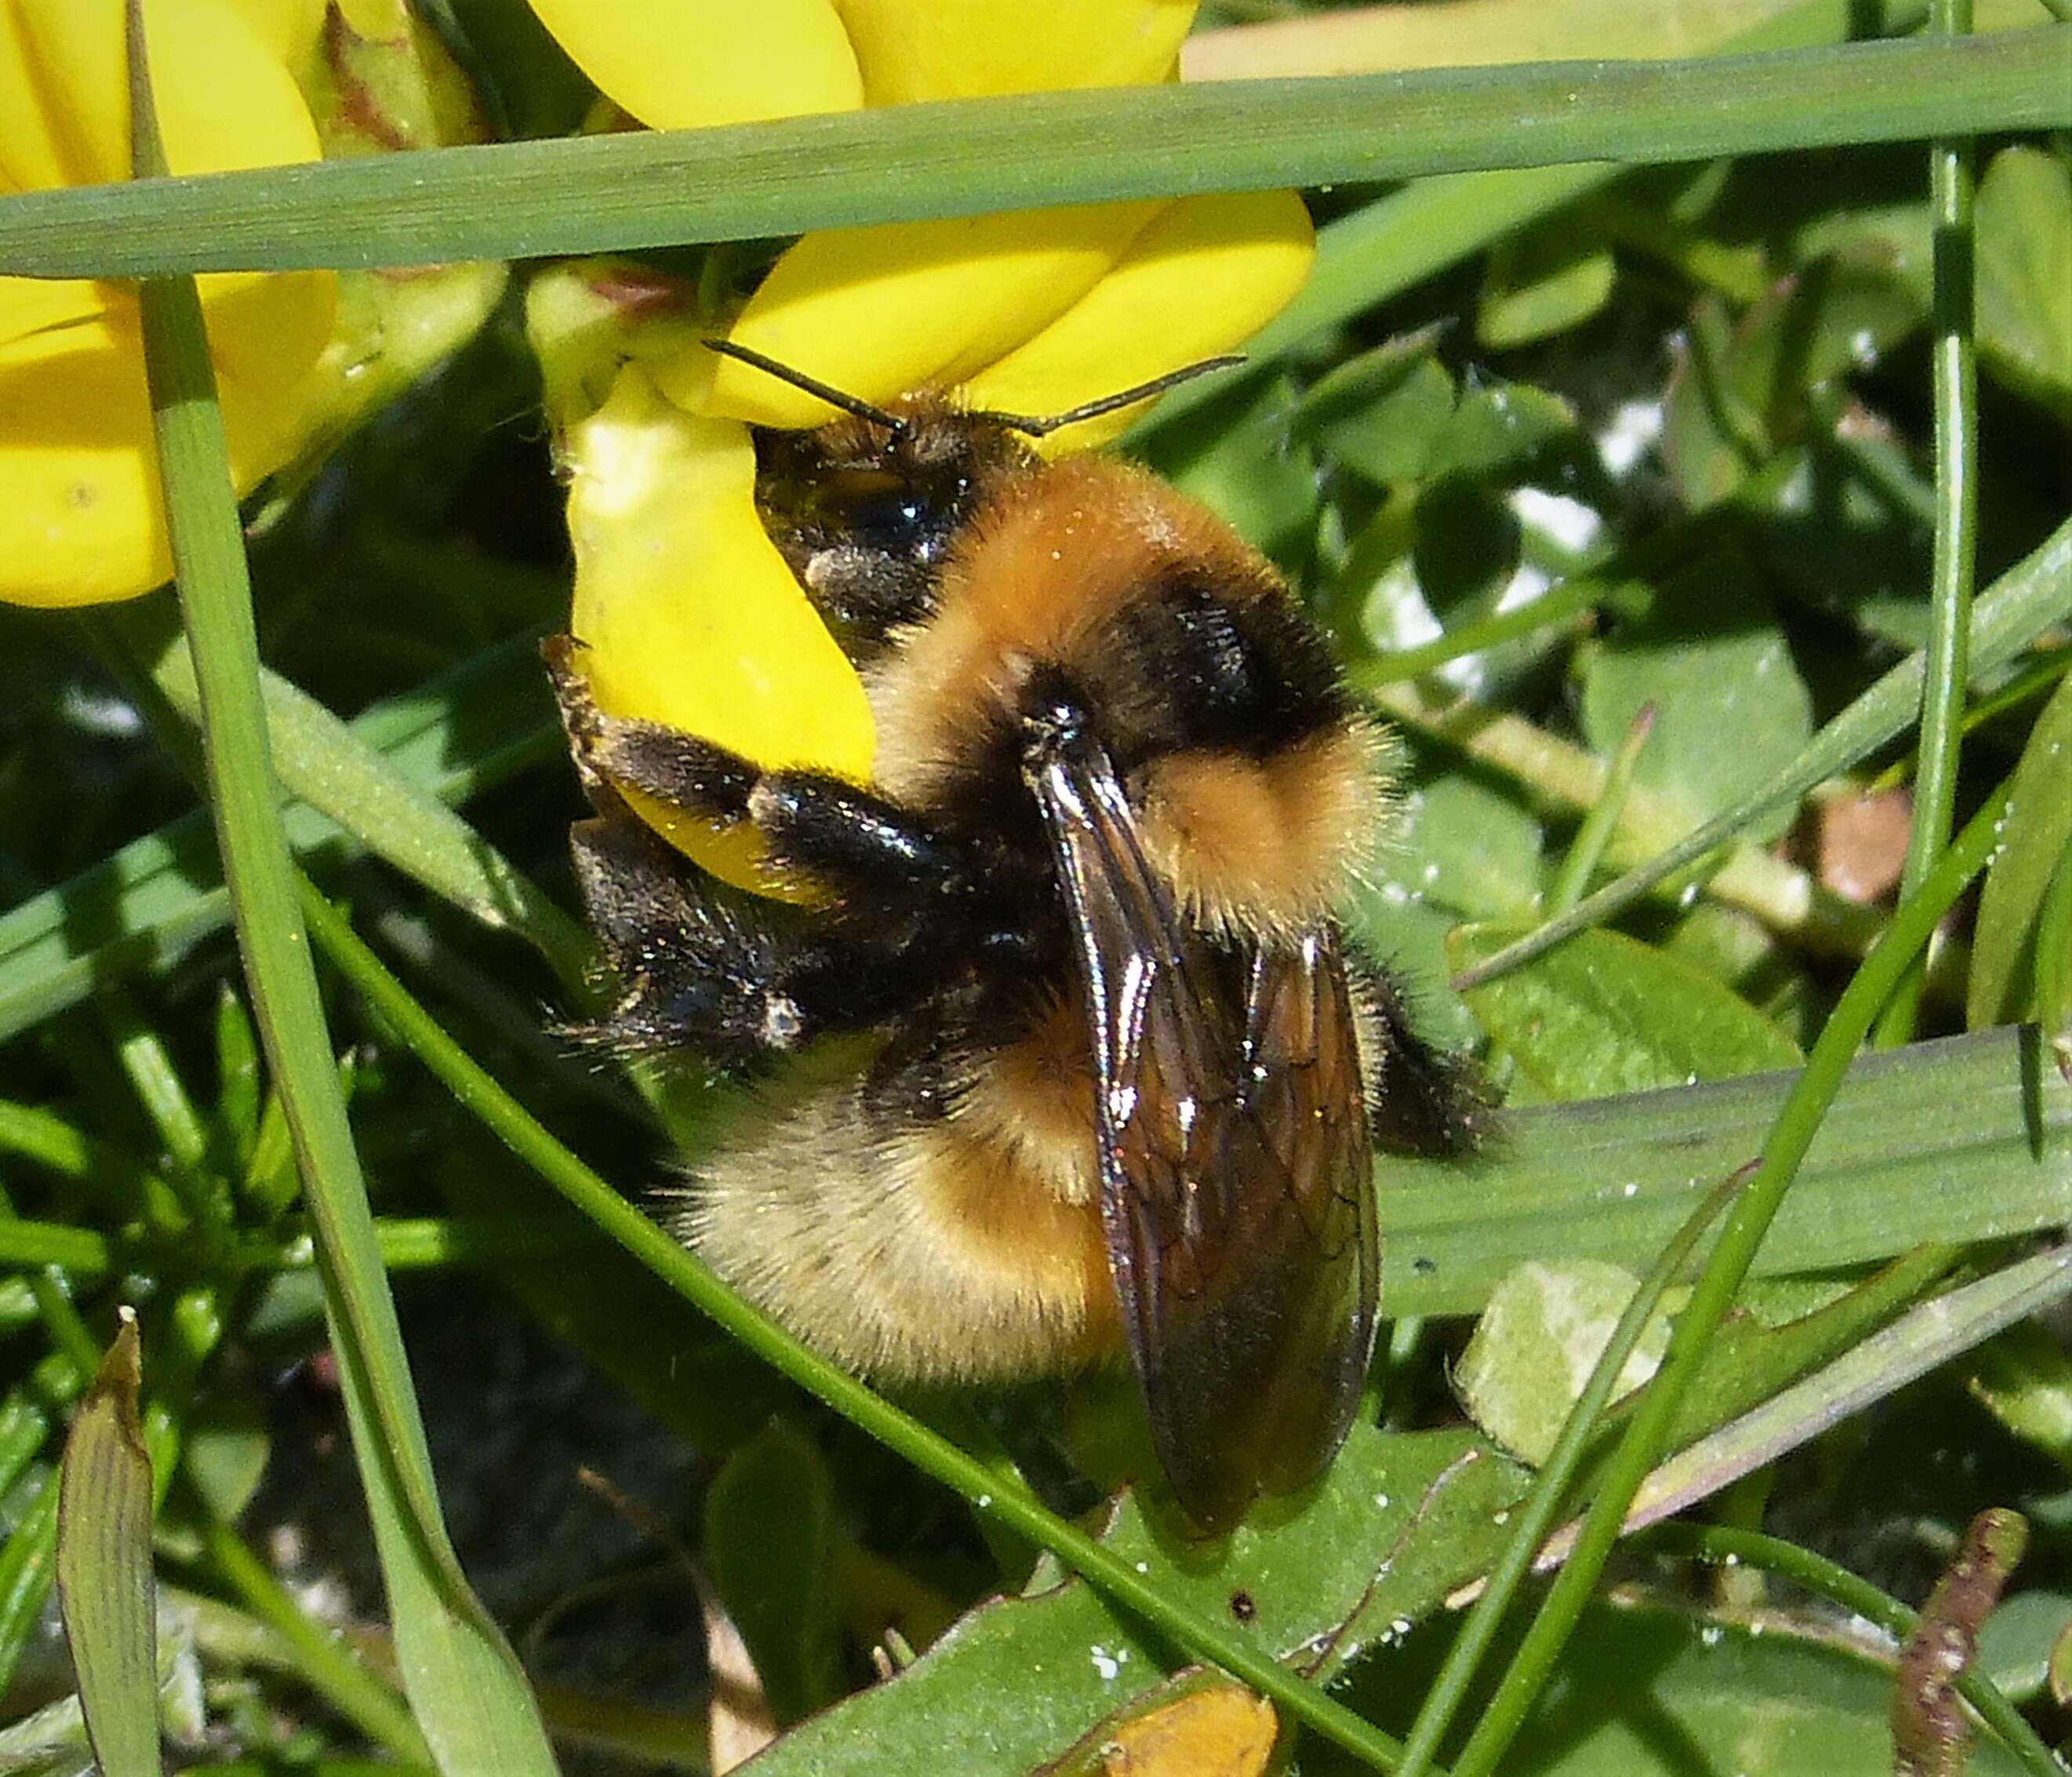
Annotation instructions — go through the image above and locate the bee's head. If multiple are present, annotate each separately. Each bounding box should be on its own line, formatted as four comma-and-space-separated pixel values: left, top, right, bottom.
753, 393, 1035, 610
706, 340, 1243, 643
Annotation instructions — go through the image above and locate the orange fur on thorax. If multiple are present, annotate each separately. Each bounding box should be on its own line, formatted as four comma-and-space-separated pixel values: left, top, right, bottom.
871, 455, 1382, 934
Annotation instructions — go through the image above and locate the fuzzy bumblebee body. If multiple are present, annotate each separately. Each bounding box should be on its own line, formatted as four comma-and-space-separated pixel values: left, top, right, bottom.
552, 387, 1485, 1532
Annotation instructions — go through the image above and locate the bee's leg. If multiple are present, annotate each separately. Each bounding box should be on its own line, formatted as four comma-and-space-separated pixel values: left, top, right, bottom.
1358, 961, 1500, 1157
566, 802, 961, 1063
548, 637, 971, 901
740, 772, 969, 898
569, 806, 856, 1063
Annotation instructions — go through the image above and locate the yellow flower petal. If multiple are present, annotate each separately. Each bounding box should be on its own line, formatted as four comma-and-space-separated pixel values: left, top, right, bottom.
0, 326, 168, 605
703, 199, 1165, 427
205, 265, 336, 404
224, 0, 323, 67
968, 188, 1315, 449
0, 274, 108, 352
841, 0, 1198, 104
528, 0, 861, 130
0, 263, 336, 606
0, 0, 321, 193
565, 364, 874, 894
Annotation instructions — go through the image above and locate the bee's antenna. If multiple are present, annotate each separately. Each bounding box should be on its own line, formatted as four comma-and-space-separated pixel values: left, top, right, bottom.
702, 339, 907, 433
975, 355, 1247, 439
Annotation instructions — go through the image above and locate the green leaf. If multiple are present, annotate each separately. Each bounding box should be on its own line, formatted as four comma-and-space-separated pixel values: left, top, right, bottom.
1975, 145, 2072, 421
1964, 1320, 2072, 1471
1296, 333, 1456, 488
1413, 477, 1525, 610
1968, 672, 2072, 1028
55, 1317, 158, 1777
1662, 252, 1928, 506
1579, 554, 1814, 842
1390, 775, 1547, 921
1426, 382, 1578, 483
1451, 921, 1803, 1101
1150, 372, 1316, 566
1456, 1261, 1675, 1464
182, 1394, 271, 1525
1976, 1589, 2072, 1706
743, 1426, 1525, 1777
1478, 226, 1619, 350
1321, 1600, 2029, 1775
705, 1426, 845, 1728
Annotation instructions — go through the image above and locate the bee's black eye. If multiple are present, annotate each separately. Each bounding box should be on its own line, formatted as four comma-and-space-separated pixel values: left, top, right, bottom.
847, 489, 931, 547
821, 467, 971, 565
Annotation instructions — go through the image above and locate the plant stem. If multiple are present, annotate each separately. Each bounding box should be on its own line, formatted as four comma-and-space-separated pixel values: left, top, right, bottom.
1449, 773, 2016, 1777
1876, 0, 1981, 1047
1394, 1173, 1742, 1777
1638, 1523, 2061, 1777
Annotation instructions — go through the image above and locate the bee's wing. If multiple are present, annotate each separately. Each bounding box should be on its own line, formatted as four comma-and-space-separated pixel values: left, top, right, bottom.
1026, 732, 1378, 1534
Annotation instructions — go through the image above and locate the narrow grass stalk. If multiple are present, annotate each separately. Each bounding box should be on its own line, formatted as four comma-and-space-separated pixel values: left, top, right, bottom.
1352, 572, 1616, 689
1546, 704, 1656, 918
1448, 774, 2017, 1777
295, 878, 1411, 1775
197, 1516, 431, 1767
122, 13, 556, 1771
1875, 0, 1982, 1047
1394, 1173, 1743, 1777
4, 27, 2063, 278
1637, 1524, 2060, 1777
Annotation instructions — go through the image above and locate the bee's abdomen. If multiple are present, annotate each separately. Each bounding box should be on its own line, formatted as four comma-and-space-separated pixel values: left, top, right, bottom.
682, 1008, 1119, 1383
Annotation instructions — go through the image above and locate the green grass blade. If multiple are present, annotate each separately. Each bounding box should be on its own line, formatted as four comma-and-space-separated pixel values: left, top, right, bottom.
1877, 0, 1983, 1045
0, 31, 2061, 277
55, 1316, 159, 1777
0, 630, 563, 1045
1451, 776, 2017, 1777
102, 605, 588, 979
1394, 1176, 1743, 1777
1613, 1239, 2072, 1536
127, 24, 557, 1765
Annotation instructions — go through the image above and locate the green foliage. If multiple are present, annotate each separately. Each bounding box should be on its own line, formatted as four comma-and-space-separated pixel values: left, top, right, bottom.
55, 1321, 158, 1777
2, 2, 2070, 1773
1969, 672, 2072, 1028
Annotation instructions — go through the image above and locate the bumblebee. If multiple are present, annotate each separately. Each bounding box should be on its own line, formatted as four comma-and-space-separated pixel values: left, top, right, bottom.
549, 344, 1487, 1532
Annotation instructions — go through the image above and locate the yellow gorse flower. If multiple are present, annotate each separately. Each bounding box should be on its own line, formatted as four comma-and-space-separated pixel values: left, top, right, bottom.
527, 1, 1316, 893
0, 0, 336, 608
